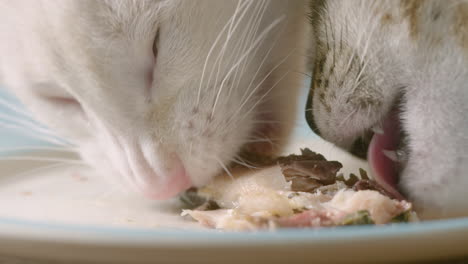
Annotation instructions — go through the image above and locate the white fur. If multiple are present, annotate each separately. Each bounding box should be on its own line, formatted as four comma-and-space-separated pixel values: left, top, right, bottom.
310, 0, 468, 217
0, 1, 309, 196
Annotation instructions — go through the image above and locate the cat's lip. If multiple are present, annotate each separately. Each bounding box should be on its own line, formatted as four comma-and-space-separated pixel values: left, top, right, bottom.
367, 109, 405, 200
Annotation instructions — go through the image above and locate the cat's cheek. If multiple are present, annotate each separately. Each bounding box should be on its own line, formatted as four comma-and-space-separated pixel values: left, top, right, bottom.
78, 147, 108, 183
77, 141, 134, 193
399, 162, 468, 220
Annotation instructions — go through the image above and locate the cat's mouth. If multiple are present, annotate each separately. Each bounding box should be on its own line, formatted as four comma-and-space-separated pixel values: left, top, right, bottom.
362, 108, 408, 200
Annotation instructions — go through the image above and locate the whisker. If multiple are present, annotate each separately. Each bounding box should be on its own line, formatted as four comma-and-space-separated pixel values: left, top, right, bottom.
339, 23, 344, 53
204, 0, 253, 96
0, 122, 72, 146
248, 132, 280, 146
209, 0, 252, 98
0, 96, 33, 119
359, 3, 382, 64
350, 45, 385, 93
244, 138, 275, 143
0, 112, 52, 135
250, 120, 282, 125
7, 162, 81, 180
227, 0, 267, 98
235, 49, 295, 119
231, 158, 257, 169
196, 0, 251, 105
293, 70, 312, 78
237, 69, 291, 124
350, 60, 384, 93
326, 7, 336, 70
230, 0, 270, 96
227, 0, 243, 37
241, 19, 286, 105
0, 146, 78, 153
322, 9, 331, 52
215, 157, 234, 180
210, 16, 285, 117
189, 141, 194, 157
0, 156, 85, 164
343, 5, 373, 76
223, 0, 258, 88
338, 108, 358, 128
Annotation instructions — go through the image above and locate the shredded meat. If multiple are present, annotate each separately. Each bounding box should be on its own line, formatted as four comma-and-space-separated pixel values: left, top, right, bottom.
180, 148, 416, 230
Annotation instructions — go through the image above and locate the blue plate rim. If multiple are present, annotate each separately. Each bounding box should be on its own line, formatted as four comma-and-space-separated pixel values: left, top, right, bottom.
1, 216, 468, 246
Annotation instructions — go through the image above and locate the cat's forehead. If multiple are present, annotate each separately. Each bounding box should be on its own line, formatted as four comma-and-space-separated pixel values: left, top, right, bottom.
70, 0, 236, 49
71, 0, 167, 41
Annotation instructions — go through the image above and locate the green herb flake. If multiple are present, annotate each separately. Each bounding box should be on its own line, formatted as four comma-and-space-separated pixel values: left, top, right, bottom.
340, 210, 375, 226
391, 210, 411, 223
179, 188, 207, 209
359, 168, 370, 180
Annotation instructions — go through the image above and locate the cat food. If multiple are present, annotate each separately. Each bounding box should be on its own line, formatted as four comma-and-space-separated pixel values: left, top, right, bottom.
181, 149, 417, 231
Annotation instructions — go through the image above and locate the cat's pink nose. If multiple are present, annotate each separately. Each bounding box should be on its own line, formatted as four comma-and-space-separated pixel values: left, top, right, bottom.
141, 158, 192, 200
129, 149, 192, 200
120, 141, 192, 199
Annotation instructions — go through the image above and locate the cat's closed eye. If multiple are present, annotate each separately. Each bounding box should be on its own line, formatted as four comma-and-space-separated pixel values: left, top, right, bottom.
34, 80, 83, 115
46, 96, 81, 110
147, 28, 160, 89
152, 29, 159, 59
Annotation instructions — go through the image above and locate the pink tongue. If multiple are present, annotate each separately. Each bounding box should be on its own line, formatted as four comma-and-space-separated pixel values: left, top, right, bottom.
368, 111, 405, 200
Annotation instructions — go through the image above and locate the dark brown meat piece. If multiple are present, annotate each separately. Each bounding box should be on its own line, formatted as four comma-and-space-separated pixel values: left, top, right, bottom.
353, 179, 398, 199
278, 148, 343, 192
336, 168, 371, 187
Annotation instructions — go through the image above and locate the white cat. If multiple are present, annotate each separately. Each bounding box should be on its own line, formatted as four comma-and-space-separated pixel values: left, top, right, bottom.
0, 0, 309, 199
307, 0, 468, 218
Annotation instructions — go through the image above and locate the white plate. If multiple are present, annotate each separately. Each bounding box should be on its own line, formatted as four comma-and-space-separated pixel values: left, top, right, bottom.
0, 138, 468, 264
